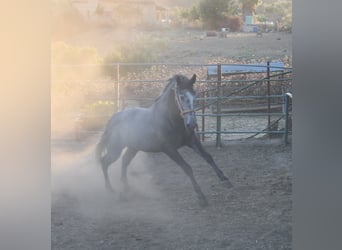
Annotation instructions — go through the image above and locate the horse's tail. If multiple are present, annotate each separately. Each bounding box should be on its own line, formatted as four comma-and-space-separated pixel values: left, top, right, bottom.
95, 113, 122, 165
95, 129, 108, 165
95, 116, 112, 164
95, 133, 107, 163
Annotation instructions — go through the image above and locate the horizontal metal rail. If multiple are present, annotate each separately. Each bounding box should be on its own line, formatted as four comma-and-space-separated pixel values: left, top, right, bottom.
196, 94, 284, 101
197, 130, 286, 134
52, 62, 293, 70
196, 113, 285, 117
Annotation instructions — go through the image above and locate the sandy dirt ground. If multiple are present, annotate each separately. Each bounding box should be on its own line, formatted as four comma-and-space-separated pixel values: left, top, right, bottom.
65, 28, 292, 64
52, 137, 291, 250
52, 28, 292, 249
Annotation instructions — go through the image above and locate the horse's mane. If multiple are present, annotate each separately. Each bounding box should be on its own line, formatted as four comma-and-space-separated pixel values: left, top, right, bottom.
154, 76, 176, 103
154, 74, 195, 104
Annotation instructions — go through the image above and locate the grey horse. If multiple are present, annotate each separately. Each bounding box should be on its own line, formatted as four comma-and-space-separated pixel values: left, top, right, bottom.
96, 74, 233, 206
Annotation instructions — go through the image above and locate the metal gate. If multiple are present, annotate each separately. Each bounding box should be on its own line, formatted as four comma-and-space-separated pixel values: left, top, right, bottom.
52, 62, 292, 144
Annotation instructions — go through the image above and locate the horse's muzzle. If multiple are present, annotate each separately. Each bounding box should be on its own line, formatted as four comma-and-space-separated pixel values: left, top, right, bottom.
186, 122, 196, 131
184, 113, 197, 131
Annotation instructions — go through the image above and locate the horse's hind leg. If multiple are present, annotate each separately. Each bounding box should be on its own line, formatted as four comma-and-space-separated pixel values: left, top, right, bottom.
164, 149, 208, 207
121, 147, 138, 191
100, 145, 124, 192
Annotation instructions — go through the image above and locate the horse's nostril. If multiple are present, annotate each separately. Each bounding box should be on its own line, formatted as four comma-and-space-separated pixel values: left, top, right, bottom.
186, 122, 195, 130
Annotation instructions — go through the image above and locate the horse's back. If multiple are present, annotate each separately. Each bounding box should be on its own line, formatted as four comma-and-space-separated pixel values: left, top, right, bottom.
105, 107, 164, 152
117, 107, 152, 125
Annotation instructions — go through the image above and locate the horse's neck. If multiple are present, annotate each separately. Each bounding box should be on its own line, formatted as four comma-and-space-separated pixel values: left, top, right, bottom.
152, 88, 179, 119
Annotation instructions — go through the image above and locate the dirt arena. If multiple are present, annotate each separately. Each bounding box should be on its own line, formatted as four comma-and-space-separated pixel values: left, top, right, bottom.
52, 136, 291, 250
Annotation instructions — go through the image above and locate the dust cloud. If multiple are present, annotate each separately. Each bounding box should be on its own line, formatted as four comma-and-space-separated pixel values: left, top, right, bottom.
51, 143, 171, 222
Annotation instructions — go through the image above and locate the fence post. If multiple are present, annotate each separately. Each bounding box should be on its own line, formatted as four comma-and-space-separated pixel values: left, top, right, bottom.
216, 64, 222, 147
284, 92, 292, 144
201, 91, 205, 142
267, 61, 271, 136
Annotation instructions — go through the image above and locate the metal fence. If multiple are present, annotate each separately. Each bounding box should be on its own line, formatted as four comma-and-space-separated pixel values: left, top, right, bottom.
52, 62, 292, 144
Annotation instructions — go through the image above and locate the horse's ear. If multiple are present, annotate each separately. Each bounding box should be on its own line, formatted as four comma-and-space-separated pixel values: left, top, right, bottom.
190, 74, 196, 85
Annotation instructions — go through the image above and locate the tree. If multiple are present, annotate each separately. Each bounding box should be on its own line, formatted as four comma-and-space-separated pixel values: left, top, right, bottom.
190, 5, 200, 21
178, 5, 200, 21
239, 0, 259, 21
198, 0, 234, 29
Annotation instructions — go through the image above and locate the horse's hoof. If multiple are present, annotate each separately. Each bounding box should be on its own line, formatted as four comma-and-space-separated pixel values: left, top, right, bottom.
222, 179, 233, 189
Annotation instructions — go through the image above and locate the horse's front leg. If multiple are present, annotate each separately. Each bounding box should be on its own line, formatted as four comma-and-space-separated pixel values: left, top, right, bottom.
189, 134, 233, 188
164, 148, 208, 207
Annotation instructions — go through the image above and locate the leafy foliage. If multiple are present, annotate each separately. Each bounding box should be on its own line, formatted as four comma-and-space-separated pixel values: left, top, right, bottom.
239, 0, 259, 17
177, 0, 238, 29
199, 0, 234, 29
220, 16, 243, 32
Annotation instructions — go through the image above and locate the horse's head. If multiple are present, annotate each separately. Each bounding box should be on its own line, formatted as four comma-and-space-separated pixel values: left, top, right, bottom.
173, 74, 197, 131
